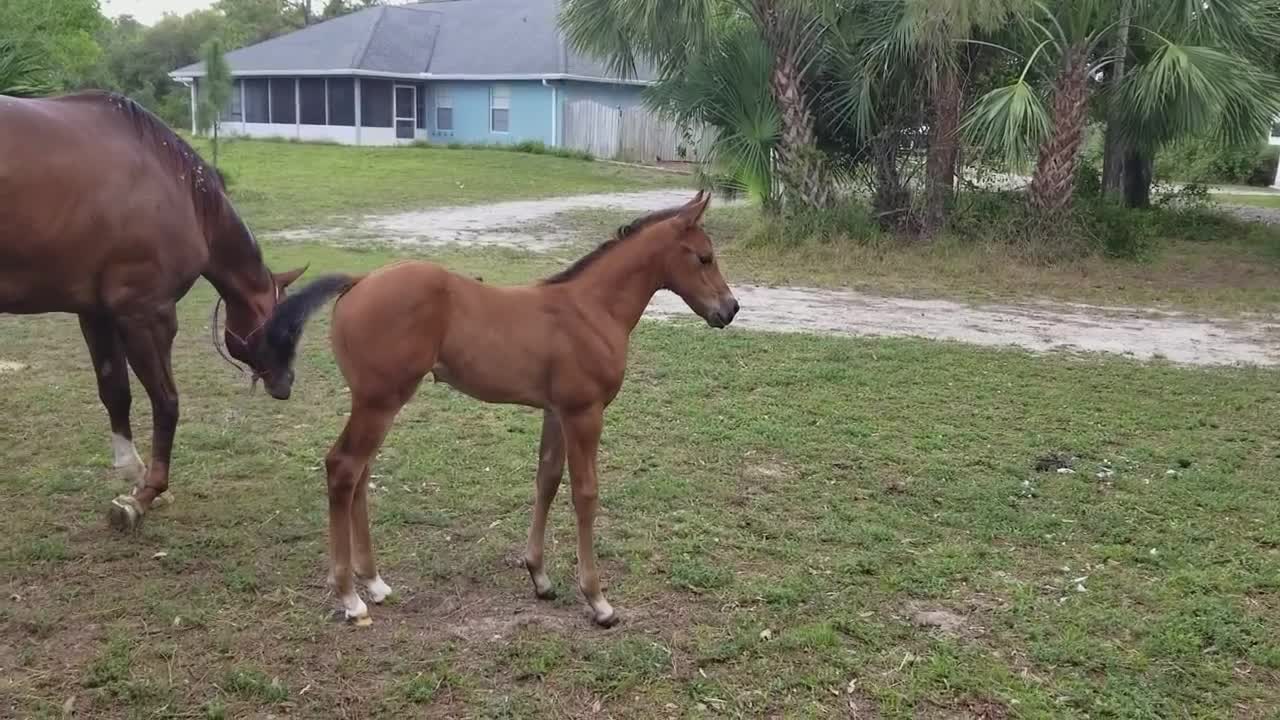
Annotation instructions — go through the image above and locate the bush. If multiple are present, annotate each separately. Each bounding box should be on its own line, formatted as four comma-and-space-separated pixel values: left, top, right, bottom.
949, 191, 1155, 262
745, 200, 882, 246
1156, 136, 1278, 186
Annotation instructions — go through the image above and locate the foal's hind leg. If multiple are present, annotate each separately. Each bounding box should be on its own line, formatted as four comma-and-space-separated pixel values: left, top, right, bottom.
325, 400, 397, 624
78, 314, 145, 487
524, 409, 565, 599
351, 464, 393, 603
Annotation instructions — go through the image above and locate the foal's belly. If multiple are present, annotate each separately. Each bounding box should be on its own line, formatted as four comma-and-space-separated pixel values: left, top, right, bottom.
430, 361, 545, 408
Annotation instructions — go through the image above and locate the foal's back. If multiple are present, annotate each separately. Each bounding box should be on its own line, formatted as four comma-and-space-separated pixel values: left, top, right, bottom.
330, 260, 599, 408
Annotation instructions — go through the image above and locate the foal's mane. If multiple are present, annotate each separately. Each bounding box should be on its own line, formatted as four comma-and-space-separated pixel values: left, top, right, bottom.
542, 205, 684, 285
71, 90, 231, 228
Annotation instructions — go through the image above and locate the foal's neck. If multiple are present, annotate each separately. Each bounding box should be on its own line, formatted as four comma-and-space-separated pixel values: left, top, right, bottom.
570, 240, 665, 332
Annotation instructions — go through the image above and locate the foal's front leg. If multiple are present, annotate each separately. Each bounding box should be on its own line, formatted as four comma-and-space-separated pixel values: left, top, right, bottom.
525, 409, 566, 599
562, 406, 618, 627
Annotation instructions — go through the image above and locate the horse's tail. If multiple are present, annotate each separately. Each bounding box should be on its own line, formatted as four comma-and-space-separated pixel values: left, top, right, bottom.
263, 273, 361, 371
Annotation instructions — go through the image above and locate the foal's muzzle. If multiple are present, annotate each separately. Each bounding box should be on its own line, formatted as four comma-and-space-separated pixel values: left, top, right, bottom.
707, 297, 740, 329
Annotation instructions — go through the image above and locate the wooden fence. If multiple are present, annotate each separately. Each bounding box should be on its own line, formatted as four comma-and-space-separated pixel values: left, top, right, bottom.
563, 100, 716, 164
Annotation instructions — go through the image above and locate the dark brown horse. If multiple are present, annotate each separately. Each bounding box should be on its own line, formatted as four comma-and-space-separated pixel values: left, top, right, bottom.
259, 191, 737, 627
0, 91, 306, 531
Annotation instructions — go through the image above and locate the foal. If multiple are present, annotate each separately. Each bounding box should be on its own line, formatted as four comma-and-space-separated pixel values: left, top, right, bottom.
262, 191, 738, 626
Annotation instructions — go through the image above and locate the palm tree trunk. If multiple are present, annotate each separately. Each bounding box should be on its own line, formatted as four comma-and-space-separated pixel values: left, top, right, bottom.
1101, 0, 1133, 200
754, 0, 831, 210
1122, 147, 1152, 208
1029, 46, 1092, 212
924, 64, 962, 235
872, 130, 910, 231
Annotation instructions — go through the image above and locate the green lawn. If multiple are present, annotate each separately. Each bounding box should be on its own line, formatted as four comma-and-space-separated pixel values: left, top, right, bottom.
188, 137, 686, 233
2, 243, 1279, 719
1215, 193, 1280, 210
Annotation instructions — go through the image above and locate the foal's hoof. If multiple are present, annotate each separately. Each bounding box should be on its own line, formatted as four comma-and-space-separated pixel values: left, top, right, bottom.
592, 607, 621, 628
149, 492, 174, 511
349, 614, 373, 628
107, 495, 144, 533
528, 571, 556, 600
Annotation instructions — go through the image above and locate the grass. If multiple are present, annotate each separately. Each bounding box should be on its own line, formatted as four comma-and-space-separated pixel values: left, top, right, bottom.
2, 241, 1279, 718
1215, 193, 1280, 210
185, 136, 685, 233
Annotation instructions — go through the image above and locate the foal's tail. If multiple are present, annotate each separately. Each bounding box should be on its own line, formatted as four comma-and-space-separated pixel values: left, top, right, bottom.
263, 273, 360, 371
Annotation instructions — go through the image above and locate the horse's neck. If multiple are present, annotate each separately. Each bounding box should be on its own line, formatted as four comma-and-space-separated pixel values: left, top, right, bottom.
202, 207, 271, 314
571, 244, 664, 333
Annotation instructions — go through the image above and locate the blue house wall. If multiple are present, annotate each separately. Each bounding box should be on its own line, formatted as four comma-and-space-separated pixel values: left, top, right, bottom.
425, 80, 647, 147
427, 80, 556, 145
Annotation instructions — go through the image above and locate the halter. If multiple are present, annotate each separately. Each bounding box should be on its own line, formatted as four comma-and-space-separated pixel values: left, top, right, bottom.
210, 274, 280, 389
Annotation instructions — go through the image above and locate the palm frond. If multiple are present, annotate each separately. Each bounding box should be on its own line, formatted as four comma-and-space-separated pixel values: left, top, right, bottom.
0, 39, 54, 97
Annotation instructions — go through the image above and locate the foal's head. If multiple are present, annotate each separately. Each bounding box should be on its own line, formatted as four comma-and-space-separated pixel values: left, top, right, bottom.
649, 191, 739, 328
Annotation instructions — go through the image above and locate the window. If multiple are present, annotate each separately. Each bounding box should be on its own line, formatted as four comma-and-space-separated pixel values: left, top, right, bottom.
1272, 121, 1280, 139
222, 79, 243, 122
328, 78, 355, 126
243, 78, 269, 123
490, 84, 510, 133
360, 79, 392, 128
435, 91, 453, 131
269, 78, 295, 124
299, 78, 326, 125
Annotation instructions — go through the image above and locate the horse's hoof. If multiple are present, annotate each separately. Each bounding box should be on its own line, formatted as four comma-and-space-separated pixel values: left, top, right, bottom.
350, 614, 373, 627
593, 607, 621, 628
107, 495, 144, 533
149, 492, 174, 510
363, 576, 393, 604
534, 584, 557, 601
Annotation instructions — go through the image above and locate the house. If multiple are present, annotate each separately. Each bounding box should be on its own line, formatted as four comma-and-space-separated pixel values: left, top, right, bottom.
169, 0, 654, 147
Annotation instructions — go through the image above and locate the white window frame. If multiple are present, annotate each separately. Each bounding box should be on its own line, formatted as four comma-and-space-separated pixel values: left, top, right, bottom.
490, 84, 510, 133
435, 90, 454, 131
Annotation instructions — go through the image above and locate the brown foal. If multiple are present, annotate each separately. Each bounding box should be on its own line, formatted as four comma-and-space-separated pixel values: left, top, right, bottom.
0, 91, 305, 532
261, 191, 738, 626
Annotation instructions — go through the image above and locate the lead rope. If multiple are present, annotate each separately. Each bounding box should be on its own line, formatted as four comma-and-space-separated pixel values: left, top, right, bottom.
209, 276, 279, 392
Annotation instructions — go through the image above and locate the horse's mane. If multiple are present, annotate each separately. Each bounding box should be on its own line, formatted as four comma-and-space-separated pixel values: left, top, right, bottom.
542, 205, 685, 285
68, 90, 232, 230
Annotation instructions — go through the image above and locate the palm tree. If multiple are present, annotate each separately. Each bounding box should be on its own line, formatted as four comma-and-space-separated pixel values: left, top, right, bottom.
0, 39, 54, 97
822, 0, 1020, 233
966, 0, 1280, 212
645, 21, 781, 207
560, 0, 832, 210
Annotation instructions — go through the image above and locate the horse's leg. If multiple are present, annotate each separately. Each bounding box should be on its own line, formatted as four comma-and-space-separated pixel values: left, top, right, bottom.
78, 314, 144, 487
106, 306, 179, 532
562, 405, 618, 627
350, 464, 393, 604
325, 399, 397, 624
524, 409, 565, 599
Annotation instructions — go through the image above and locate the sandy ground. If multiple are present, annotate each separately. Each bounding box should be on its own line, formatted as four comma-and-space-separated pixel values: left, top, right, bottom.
277, 191, 1280, 368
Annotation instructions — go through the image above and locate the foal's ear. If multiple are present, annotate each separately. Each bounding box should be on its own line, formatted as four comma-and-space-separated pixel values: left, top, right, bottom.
678, 190, 711, 227
274, 265, 308, 290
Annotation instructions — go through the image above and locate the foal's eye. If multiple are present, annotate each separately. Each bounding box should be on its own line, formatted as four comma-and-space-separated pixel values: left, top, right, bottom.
698, 254, 714, 266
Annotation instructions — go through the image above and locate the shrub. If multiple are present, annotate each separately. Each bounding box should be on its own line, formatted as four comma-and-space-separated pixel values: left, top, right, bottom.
745, 200, 882, 246
1156, 136, 1278, 187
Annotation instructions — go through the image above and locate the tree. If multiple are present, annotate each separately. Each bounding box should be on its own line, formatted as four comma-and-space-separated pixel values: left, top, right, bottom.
0, 39, 55, 97
0, 0, 105, 90
823, 0, 1019, 234
197, 39, 233, 169
966, 0, 1280, 213
561, 0, 834, 211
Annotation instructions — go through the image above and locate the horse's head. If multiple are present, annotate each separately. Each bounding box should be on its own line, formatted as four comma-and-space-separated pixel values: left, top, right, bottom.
221, 266, 308, 399
655, 191, 739, 329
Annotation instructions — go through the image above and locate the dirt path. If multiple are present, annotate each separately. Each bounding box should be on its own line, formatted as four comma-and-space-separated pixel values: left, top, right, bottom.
279, 191, 1280, 368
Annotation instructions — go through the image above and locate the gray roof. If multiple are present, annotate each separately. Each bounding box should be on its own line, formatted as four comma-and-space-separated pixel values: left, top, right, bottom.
172, 0, 653, 83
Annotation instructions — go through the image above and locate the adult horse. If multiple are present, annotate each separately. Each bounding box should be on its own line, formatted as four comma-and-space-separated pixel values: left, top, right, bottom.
257, 190, 738, 627
0, 91, 305, 532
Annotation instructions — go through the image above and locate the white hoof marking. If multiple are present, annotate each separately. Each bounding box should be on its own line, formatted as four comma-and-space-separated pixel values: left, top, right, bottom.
364, 575, 393, 604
